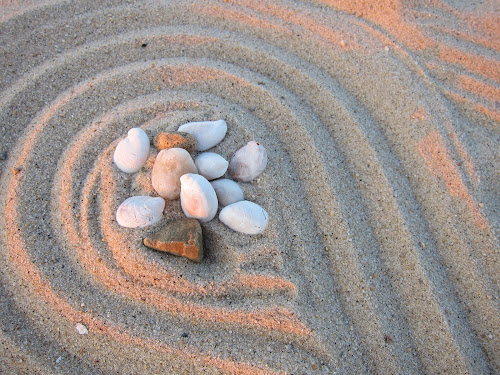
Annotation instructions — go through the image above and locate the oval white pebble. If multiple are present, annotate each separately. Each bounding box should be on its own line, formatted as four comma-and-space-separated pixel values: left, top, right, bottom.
113, 127, 150, 173
151, 148, 198, 200
210, 179, 244, 206
180, 173, 218, 222
75, 323, 88, 335
178, 119, 227, 151
228, 141, 267, 182
219, 200, 268, 234
116, 196, 165, 228
195, 152, 229, 180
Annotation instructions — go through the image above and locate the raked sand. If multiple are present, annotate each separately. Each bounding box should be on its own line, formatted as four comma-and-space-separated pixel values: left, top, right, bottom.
0, 1, 499, 374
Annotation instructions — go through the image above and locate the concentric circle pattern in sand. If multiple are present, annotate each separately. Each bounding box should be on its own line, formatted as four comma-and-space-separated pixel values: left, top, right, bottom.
1, 1, 499, 374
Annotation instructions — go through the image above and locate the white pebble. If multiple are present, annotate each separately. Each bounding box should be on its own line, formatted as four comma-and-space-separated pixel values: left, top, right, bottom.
116, 196, 165, 228
75, 323, 88, 335
113, 128, 150, 173
219, 200, 268, 234
180, 173, 218, 222
178, 119, 227, 151
195, 152, 228, 180
151, 148, 197, 200
210, 179, 244, 206
228, 141, 267, 182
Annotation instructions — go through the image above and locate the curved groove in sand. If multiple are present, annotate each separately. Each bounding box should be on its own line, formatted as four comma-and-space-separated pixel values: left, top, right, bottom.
1, 0, 498, 374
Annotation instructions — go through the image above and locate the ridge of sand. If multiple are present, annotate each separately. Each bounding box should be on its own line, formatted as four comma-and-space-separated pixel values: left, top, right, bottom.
1, 0, 498, 374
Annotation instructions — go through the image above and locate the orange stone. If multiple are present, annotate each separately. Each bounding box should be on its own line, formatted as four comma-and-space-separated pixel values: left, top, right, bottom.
143, 218, 203, 262
153, 131, 196, 154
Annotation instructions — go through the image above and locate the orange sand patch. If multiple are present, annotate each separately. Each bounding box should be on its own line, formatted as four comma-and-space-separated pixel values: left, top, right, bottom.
468, 13, 500, 44
222, 0, 359, 49
459, 75, 500, 104
443, 121, 480, 186
430, 24, 500, 51
446, 90, 500, 124
417, 131, 489, 230
440, 46, 500, 83
317, 0, 432, 50
430, 1, 500, 50
410, 107, 426, 120
193, 4, 293, 37
232, 273, 297, 295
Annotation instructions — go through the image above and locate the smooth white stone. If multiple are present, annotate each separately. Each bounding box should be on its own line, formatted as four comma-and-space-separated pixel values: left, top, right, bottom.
228, 141, 267, 182
180, 173, 218, 222
210, 179, 244, 206
195, 152, 229, 180
219, 200, 268, 234
116, 196, 165, 228
151, 148, 197, 200
75, 323, 88, 335
113, 128, 150, 173
178, 119, 227, 151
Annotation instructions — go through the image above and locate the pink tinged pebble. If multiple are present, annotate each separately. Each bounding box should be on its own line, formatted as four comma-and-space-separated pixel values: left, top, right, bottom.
180, 173, 218, 222
228, 141, 267, 182
219, 200, 268, 234
151, 148, 198, 200
177, 119, 227, 151
113, 127, 150, 173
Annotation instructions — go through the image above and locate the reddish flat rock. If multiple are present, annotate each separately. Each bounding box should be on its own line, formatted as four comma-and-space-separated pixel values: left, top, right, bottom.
143, 218, 203, 262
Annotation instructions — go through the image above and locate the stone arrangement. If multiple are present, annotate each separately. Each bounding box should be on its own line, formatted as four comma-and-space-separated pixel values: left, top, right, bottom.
114, 119, 268, 262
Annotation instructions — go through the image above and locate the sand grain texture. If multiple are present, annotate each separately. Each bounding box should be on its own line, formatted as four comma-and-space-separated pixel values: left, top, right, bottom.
0, 0, 499, 374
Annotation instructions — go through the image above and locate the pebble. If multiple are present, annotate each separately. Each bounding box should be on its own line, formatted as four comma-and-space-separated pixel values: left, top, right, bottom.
210, 178, 244, 206
219, 200, 268, 234
194, 152, 228, 180
75, 323, 88, 335
0, 151, 7, 160
113, 128, 150, 173
151, 148, 198, 200
180, 173, 218, 222
116, 196, 165, 228
143, 218, 203, 262
228, 141, 267, 182
178, 119, 227, 151
153, 131, 196, 153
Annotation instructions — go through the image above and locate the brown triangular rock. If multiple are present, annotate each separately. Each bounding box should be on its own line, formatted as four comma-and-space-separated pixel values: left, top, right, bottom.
153, 131, 196, 154
143, 218, 203, 262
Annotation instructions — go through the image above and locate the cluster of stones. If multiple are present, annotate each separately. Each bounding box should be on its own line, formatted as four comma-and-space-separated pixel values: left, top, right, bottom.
113, 120, 268, 262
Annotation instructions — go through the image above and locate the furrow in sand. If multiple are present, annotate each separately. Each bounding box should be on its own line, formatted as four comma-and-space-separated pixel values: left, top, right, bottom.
1, 0, 498, 373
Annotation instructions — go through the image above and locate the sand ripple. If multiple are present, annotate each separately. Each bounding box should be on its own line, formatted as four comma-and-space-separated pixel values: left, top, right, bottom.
1, 1, 498, 374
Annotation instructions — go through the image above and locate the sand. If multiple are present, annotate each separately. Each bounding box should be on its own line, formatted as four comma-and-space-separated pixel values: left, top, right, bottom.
0, 0, 499, 374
